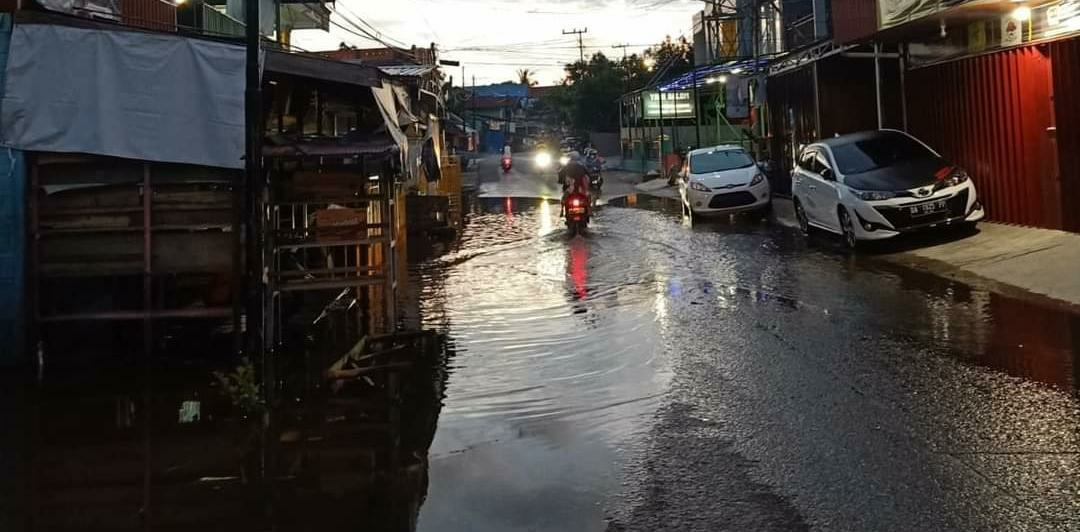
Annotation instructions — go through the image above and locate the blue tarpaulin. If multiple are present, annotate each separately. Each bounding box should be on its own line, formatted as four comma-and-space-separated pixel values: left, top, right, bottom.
0, 14, 23, 364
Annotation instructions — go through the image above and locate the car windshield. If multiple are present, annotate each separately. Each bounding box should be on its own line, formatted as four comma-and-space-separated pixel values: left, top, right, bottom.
690, 149, 755, 174
831, 132, 937, 174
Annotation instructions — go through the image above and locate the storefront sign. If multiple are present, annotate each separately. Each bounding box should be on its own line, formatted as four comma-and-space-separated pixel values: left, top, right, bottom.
1001, 16, 1023, 46
967, 22, 987, 53
643, 91, 695, 120
1046, 0, 1080, 37
878, 0, 943, 29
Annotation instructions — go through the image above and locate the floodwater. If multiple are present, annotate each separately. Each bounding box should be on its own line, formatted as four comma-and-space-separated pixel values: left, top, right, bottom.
5, 192, 1080, 531
413, 195, 1080, 531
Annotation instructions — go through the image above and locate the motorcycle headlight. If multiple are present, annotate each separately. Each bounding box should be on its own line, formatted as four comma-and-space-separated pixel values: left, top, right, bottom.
534, 152, 552, 167
943, 169, 969, 188
750, 173, 765, 186
559, 155, 570, 166
689, 181, 711, 192
854, 190, 896, 201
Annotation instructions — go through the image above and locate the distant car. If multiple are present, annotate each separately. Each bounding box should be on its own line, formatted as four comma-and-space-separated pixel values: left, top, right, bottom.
791, 129, 985, 249
679, 145, 771, 216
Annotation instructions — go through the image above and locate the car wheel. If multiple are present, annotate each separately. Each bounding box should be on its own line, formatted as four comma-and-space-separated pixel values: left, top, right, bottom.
794, 199, 810, 235
839, 208, 858, 250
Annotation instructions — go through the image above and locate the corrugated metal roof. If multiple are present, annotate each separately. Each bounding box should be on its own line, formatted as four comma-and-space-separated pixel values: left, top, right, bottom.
379, 64, 436, 77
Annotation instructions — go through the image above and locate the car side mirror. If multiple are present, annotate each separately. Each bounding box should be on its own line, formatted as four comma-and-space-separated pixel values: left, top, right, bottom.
821, 168, 835, 181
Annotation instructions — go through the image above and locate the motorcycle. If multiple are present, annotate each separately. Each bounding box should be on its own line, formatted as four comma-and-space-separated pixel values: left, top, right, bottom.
585, 158, 604, 191
562, 174, 592, 236
583, 149, 604, 192
501, 155, 513, 173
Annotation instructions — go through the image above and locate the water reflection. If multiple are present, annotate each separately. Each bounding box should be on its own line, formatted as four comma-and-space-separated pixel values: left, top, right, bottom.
11, 192, 1080, 532
8, 327, 447, 532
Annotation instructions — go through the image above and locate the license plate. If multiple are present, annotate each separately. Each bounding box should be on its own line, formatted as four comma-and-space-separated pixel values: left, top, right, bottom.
908, 200, 946, 217
568, 207, 586, 215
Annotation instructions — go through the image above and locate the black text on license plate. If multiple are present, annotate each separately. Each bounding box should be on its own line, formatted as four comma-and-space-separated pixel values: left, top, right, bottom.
909, 200, 946, 216
569, 207, 586, 214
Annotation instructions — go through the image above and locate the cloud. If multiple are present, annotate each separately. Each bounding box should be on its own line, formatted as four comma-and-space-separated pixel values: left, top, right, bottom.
293, 0, 698, 85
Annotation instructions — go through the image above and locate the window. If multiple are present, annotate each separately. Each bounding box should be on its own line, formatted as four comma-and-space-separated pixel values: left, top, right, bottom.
689, 149, 755, 174
815, 150, 835, 180
799, 149, 818, 173
831, 132, 938, 175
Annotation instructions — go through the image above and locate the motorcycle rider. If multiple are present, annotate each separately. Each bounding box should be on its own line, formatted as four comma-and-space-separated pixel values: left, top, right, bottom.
558, 151, 591, 212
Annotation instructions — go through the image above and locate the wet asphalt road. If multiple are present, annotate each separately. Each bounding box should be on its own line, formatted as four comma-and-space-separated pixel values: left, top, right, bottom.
413, 156, 1080, 531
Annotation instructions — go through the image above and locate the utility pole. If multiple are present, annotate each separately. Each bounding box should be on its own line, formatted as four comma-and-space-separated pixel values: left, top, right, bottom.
563, 28, 588, 62
244, 0, 263, 360
611, 43, 630, 60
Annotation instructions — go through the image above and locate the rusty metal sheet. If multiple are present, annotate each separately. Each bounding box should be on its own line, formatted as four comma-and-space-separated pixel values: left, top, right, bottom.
120, 0, 176, 32
1051, 37, 1080, 232
907, 45, 1059, 229
315, 207, 366, 241
831, 0, 878, 44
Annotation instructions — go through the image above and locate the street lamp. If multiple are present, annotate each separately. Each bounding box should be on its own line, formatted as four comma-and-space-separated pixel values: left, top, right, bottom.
1011, 5, 1031, 20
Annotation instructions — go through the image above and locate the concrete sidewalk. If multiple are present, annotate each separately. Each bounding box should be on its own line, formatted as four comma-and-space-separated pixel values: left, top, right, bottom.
770, 197, 1080, 308
631, 181, 1080, 308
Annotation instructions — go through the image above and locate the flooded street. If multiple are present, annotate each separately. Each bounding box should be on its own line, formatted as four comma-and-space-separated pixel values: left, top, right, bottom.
7, 160, 1080, 531
411, 160, 1080, 530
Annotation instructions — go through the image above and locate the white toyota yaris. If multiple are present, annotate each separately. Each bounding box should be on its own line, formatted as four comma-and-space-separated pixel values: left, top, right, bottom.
791, 130, 985, 249
679, 145, 771, 216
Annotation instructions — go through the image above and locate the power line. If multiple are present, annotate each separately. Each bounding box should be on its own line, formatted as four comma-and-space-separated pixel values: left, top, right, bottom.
335, 2, 411, 48
561, 27, 588, 62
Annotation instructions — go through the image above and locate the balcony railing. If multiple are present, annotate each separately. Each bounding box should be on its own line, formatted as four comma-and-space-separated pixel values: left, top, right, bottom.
201, 4, 245, 38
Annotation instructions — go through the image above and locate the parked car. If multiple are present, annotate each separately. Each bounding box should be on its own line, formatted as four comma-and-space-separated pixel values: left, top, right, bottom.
679, 145, 771, 216
791, 129, 985, 249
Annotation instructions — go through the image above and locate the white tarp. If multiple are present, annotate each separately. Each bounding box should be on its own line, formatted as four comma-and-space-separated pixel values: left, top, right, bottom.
371, 84, 409, 149
1, 24, 246, 169
878, 0, 944, 29
37, 0, 120, 19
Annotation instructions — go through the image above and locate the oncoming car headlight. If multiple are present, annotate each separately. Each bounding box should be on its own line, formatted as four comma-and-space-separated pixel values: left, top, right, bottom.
535, 152, 552, 167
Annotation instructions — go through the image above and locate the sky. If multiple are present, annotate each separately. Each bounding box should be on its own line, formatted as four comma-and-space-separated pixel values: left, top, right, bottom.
292, 0, 700, 86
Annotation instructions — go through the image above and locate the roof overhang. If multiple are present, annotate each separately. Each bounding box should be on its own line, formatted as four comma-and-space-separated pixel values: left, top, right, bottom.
267, 50, 383, 88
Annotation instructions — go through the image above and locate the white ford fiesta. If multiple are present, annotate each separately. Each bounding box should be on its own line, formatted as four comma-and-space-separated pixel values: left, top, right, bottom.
791, 130, 985, 249
679, 145, 771, 216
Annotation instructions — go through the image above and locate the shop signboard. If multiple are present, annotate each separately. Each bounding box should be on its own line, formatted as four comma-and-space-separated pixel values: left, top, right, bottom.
643, 91, 695, 119
878, 0, 947, 29
1002, 15, 1024, 46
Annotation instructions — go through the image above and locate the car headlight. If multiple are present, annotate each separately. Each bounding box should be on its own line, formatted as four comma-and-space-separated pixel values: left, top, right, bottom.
853, 189, 896, 201
943, 169, 969, 188
534, 152, 552, 167
689, 181, 710, 192
750, 173, 765, 186
559, 155, 570, 166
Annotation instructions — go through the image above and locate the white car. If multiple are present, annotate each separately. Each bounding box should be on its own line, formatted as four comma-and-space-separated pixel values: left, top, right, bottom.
791, 130, 985, 249
679, 145, 771, 216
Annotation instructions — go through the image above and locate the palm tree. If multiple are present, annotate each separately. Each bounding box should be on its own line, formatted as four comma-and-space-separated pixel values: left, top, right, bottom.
516, 68, 538, 87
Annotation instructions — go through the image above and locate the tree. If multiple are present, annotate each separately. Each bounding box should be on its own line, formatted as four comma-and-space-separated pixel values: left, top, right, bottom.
541, 52, 626, 133
643, 35, 693, 79
516, 68, 538, 87
539, 40, 691, 134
